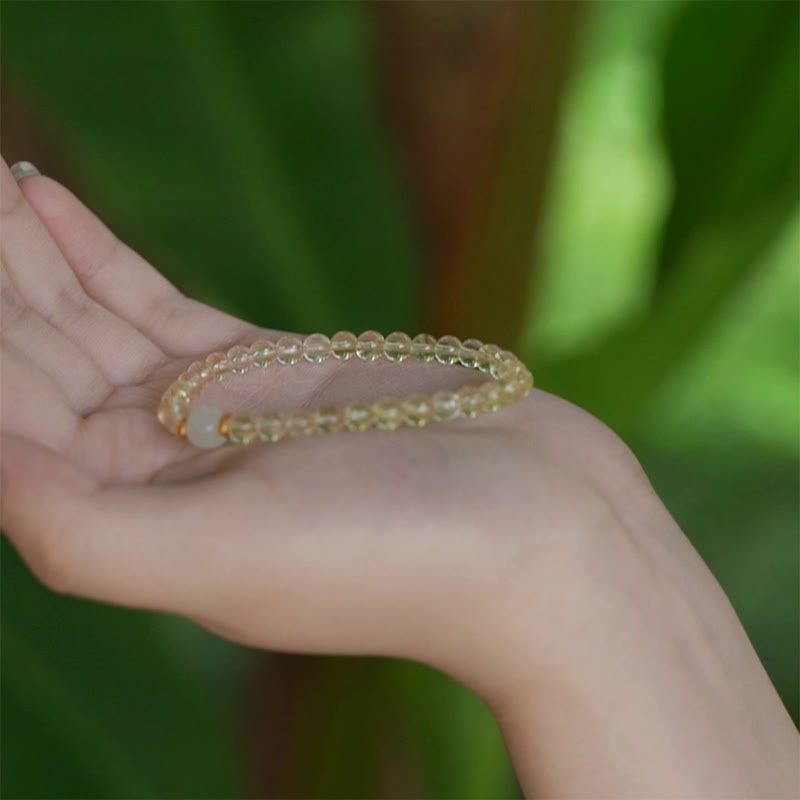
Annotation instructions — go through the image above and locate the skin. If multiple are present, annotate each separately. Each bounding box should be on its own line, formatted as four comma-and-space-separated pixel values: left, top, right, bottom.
1, 156, 797, 798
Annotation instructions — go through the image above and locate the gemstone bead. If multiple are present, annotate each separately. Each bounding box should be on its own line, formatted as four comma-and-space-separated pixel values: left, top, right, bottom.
344, 402, 374, 431
373, 397, 403, 430
403, 394, 433, 427
257, 412, 286, 442
331, 331, 357, 360
205, 351, 230, 382
458, 385, 487, 418
435, 335, 461, 365
383, 331, 412, 362
250, 339, 277, 368
286, 411, 315, 437
227, 345, 252, 374
303, 333, 331, 364
411, 333, 436, 362
186, 406, 226, 449
481, 381, 503, 412
277, 335, 303, 365
314, 406, 345, 434
432, 391, 460, 421
356, 330, 384, 361
459, 339, 483, 369
228, 414, 257, 444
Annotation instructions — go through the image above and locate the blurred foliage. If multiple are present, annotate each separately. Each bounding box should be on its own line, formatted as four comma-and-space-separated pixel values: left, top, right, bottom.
1, 1, 797, 798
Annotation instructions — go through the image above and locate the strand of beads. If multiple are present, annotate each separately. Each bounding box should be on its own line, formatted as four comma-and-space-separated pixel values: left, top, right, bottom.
157, 331, 533, 449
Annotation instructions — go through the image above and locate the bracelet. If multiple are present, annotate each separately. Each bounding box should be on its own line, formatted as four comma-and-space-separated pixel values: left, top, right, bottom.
157, 331, 533, 449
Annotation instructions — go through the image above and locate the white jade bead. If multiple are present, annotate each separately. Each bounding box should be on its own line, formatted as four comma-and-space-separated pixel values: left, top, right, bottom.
186, 406, 226, 449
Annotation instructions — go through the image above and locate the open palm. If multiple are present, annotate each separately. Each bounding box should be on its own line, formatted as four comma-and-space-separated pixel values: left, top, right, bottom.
1, 157, 636, 675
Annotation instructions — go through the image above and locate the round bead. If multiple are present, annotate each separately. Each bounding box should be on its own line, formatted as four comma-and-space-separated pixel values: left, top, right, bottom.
186, 406, 226, 449
344, 402, 374, 431
481, 382, 503, 412
286, 411, 315, 437
314, 406, 345, 434
432, 391, 460, 421
205, 351, 230, 382
459, 339, 484, 369
250, 339, 277, 368
411, 333, 436, 362
458, 385, 487, 418
228, 414, 258, 444
383, 331, 412, 362
227, 345, 252, 374
373, 397, 403, 430
501, 379, 526, 404
303, 333, 332, 364
356, 330, 384, 361
277, 335, 303, 365
403, 394, 433, 427
435, 335, 461, 365
257, 412, 286, 442
330, 331, 357, 360
157, 399, 180, 431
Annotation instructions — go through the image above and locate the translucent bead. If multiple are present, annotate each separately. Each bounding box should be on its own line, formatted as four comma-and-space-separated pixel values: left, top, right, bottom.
480, 343, 503, 370
459, 338, 483, 369
205, 351, 230, 382
344, 402, 374, 431
277, 335, 303, 365
411, 333, 436, 362
227, 345, 252, 374
286, 411, 315, 437
383, 331, 412, 362
186, 406, 226, 449
435, 335, 461, 365
257, 412, 286, 442
250, 339, 277, 368
403, 394, 433, 427
314, 406, 345, 434
303, 333, 331, 364
501, 379, 526, 404
356, 330, 384, 361
458, 385, 487, 418
432, 391, 460, 421
331, 331, 357, 360
373, 397, 403, 430
157, 399, 181, 431
481, 381, 503, 412
228, 414, 258, 445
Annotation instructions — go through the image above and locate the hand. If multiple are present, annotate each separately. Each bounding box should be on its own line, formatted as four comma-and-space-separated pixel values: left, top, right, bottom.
2, 158, 796, 798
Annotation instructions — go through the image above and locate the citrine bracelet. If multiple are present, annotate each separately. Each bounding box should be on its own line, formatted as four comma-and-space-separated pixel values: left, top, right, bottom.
157, 331, 533, 449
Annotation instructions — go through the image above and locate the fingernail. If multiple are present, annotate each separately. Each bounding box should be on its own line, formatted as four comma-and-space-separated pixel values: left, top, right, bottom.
10, 161, 41, 183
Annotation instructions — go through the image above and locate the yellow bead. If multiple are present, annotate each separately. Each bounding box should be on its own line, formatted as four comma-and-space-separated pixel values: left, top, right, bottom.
373, 397, 402, 430
303, 333, 331, 364
344, 402, 374, 431
277, 335, 303, 365
356, 330, 384, 361
286, 411, 315, 437
314, 406, 345, 434
435, 335, 461, 365
227, 345, 252, 374
411, 333, 436, 362
383, 331, 412, 362
205, 351, 230, 382
228, 414, 258, 444
458, 385, 487, 418
257, 412, 286, 442
432, 391, 460, 421
481, 381, 503, 411
458, 339, 483, 369
403, 394, 433, 427
250, 339, 277, 368
331, 331, 357, 360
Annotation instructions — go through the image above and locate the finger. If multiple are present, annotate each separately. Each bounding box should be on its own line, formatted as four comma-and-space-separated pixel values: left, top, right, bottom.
0, 433, 198, 612
17, 165, 262, 356
1, 158, 165, 384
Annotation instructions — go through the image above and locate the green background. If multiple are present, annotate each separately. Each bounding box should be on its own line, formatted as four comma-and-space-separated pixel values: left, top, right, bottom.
2, 1, 797, 797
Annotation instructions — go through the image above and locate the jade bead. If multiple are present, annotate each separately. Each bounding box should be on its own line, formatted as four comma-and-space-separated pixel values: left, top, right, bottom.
186, 406, 226, 449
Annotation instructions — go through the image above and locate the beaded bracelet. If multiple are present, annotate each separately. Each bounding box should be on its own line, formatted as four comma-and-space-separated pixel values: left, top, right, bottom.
157, 331, 533, 449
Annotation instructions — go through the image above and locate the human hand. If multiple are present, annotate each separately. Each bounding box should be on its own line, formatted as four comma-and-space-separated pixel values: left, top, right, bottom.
2, 158, 796, 797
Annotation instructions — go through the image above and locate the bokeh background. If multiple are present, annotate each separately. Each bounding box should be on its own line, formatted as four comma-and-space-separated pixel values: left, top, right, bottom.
1, 1, 797, 797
